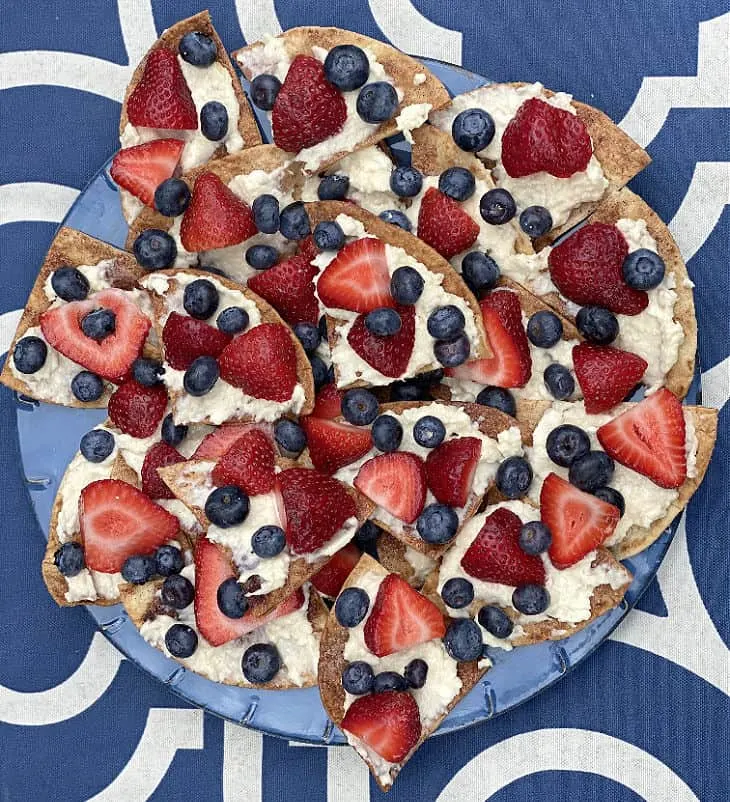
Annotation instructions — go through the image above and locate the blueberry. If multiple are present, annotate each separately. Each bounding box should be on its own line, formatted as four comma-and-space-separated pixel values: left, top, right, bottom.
519, 205, 553, 238
526, 310, 563, 348
179, 31, 217, 66
121, 554, 157, 584
184, 278, 219, 319
292, 322, 321, 354
154, 178, 191, 217
309, 354, 329, 391
324, 44, 370, 90
475, 386, 516, 417
496, 456, 533, 498
80, 429, 115, 463
251, 194, 280, 234
441, 577, 474, 609
81, 308, 116, 341
54, 542, 85, 577
200, 100, 228, 141
546, 425, 591, 468
161, 574, 195, 609
371, 415, 403, 452
335, 587, 370, 627
389, 166, 423, 198
461, 252, 500, 297
161, 413, 188, 447
389, 379, 430, 402
71, 371, 105, 402
205, 485, 249, 528
13, 336, 47, 374
245, 244, 278, 270
569, 450, 615, 492
165, 623, 198, 658
622, 249, 665, 290
356, 82, 398, 123
415, 368, 445, 386
132, 357, 164, 387
478, 605, 514, 639
251, 525, 286, 558
274, 418, 307, 457
544, 363, 575, 400
217, 306, 249, 334
250, 74, 281, 111
452, 108, 495, 152
404, 658, 428, 689
184, 356, 219, 396
512, 584, 550, 615
427, 305, 466, 341
365, 308, 402, 337
438, 167, 476, 201
133, 229, 177, 270
342, 661, 374, 695
341, 388, 379, 425
378, 209, 412, 231
279, 201, 310, 240
373, 671, 407, 693
318, 174, 350, 201
417, 503, 459, 544
242, 643, 281, 683
155, 544, 184, 577
480, 189, 516, 225
313, 221, 345, 251
576, 306, 619, 345
390, 265, 424, 305
51, 267, 89, 301
519, 521, 552, 555
434, 333, 471, 367
444, 618, 483, 661
593, 486, 626, 516
217, 577, 249, 618
413, 415, 446, 448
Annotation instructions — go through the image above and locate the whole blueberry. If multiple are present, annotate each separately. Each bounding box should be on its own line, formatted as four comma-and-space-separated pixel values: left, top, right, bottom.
546, 425, 591, 468
335, 587, 369, 627
279, 202, 310, 240
518, 521, 552, 555
324, 44, 370, 90
81, 308, 115, 341
165, 623, 198, 658
184, 356, 219, 396
365, 307, 402, 337
390, 166, 423, 198
318, 174, 350, 201
390, 265, 424, 305
51, 267, 89, 301
389, 379, 430, 402
161, 413, 188, 447
341, 388, 379, 425
309, 354, 329, 391
593, 486, 626, 516
161, 574, 195, 609
71, 371, 105, 402
242, 643, 281, 683
245, 244, 278, 270
342, 661, 374, 695
274, 418, 307, 457
121, 554, 157, 584
526, 310, 563, 348
519, 205, 553, 238
427, 305, 466, 340
179, 31, 217, 66
451, 108, 495, 152
478, 605, 514, 639
200, 100, 228, 141
576, 306, 619, 345
293, 322, 321, 353
205, 485, 249, 528
569, 450, 615, 492
13, 336, 47, 374
417, 503, 459, 544
404, 658, 428, 689
461, 251, 500, 297
480, 188, 516, 225
154, 178, 191, 217
373, 671, 407, 693
444, 618, 483, 661
133, 229, 177, 270
155, 544, 184, 577
512, 584, 550, 616
217, 306, 249, 334
433, 333, 471, 367
184, 278, 219, 319
496, 456, 533, 499
413, 415, 446, 448
250, 74, 281, 111
371, 414, 403, 452
356, 82, 398, 123
54, 542, 85, 577
441, 577, 474, 609
252, 194, 280, 234
217, 577, 249, 618
251, 525, 286, 558
132, 357, 164, 387
475, 386, 516, 417
544, 363, 575, 400
438, 167, 476, 201
622, 249, 665, 290
378, 209, 412, 231
80, 429, 115, 463
313, 221, 345, 251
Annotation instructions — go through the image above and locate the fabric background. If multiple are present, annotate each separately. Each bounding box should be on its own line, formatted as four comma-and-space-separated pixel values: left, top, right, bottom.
0, 2, 728, 800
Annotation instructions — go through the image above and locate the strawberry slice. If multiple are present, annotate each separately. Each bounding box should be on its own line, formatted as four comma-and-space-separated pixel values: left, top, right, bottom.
80, 479, 180, 572
548, 223, 649, 315
108, 379, 168, 438
277, 468, 357, 555
311, 383, 344, 419
180, 172, 258, 252
247, 252, 319, 325
424, 437, 482, 508
311, 541, 361, 598
40, 288, 151, 380
597, 388, 687, 489
193, 537, 305, 647
354, 453, 426, 524
110, 139, 185, 207
141, 441, 183, 499
460, 507, 546, 586
272, 55, 347, 152
501, 98, 593, 179
364, 573, 446, 657
192, 422, 274, 459
541, 473, 620, 568
417, 187, 479, 259
162, 312, 232, 370
317, 238, 394, 313
301, 416, 373, 474
218, 323, 298, 402
573, 343, 647, 414
211, 429, 276, 495
446, 291, 531, 388
341, 691, 421, 764
127, 48, 197, 130
347, 305, 415, 378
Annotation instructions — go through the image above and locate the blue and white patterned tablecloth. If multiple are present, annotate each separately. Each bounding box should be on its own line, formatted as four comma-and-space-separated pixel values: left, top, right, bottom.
1, 2, 728, 800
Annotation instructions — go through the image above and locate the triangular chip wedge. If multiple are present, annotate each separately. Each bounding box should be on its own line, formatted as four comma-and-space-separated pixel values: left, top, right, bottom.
319, 554, 488, 792
516, 397, 717, 560
430, 81, 650, 243
233, 27, 449, 174
0, 227, 156, 408
140, 268, 315, 425
375, 531, 439, 590
117, 10, 262, 222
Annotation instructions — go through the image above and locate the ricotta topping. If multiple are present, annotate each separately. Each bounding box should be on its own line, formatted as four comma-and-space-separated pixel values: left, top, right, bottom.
403, 546, 438, 586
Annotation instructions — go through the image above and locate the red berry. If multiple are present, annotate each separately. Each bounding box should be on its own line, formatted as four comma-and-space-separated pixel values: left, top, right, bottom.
247, 252, 319, 325
310, 542, 361, 598
417, 187, 479, 259
317, 238, 394, 314
110, 139, 185, 207
354, 452, 426, 524
347, 305, 415, 378
162, 311, 232, 370
300, 417, 373, 474
108, 379, 168, 438
341, 692, 421, 763
141, 441, 183, 499
573, 343, 647, 414
424, 437, 482, 508
127, 48, 197, 130
211, 430, 277, 495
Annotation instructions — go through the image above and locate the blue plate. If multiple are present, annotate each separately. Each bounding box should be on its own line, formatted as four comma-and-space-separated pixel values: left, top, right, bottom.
16, 57, 700, 744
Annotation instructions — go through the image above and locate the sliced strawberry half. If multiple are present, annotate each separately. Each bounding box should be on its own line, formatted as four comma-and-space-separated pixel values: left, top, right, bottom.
311, 383, 344, 419
247, 251, 319, 325
301, 416, 373, 474
40, 288, 151, 380
211, 429, 277, 495
317, 238, 394, 313
341, 691, 421, 764
597, 388, 687, 489
108, 379, 168, 438
141, 441, 183, 500
573, 343, 647, 414
424, 437, 482, 508
80, 479, 180, 572
417, 187, 479, 259
541, 472, 620, 568
347, 304, 415, 378
311, 541, 361, 598
110, 139, 184, 207
192, 422, 274, 459
127, 48, 197, 130
354, 453, 426, 524
162, 311, 232, 370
